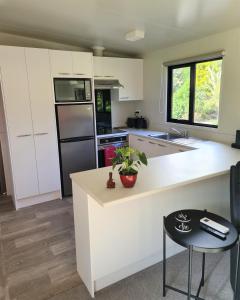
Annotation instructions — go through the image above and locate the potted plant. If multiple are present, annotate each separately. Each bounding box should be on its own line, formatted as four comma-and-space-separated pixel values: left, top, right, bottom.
112, 146, 148, 188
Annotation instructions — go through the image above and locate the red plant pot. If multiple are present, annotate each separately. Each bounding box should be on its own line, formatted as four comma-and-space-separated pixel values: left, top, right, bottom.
120, 173, 138, 188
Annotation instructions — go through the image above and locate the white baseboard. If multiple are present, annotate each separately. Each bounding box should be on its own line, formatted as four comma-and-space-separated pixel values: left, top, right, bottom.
94, 244, 184, 293
15, 190, 61, 209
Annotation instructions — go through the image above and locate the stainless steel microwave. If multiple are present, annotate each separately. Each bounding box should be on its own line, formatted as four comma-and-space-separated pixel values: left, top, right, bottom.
54, 78, 92, 102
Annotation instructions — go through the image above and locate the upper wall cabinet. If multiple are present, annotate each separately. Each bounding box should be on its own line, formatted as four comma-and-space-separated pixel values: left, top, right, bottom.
93, 57, 143, 101
72, 52, 93, 77
50, 50, 93, 78
0, 46, 34, 136
94, 57, 116, 79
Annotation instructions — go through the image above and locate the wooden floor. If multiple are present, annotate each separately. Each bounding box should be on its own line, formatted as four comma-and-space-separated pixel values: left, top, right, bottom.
0, 195, 82, 300
0, 195, 234, 300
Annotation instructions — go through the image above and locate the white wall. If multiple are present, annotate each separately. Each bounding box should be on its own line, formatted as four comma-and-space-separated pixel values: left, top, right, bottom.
111, 100, 141, 128
139, 27, 240, 144
0, 32, 88, 51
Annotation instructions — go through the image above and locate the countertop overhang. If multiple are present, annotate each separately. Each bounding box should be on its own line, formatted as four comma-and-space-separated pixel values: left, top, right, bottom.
71, 131, 240, 207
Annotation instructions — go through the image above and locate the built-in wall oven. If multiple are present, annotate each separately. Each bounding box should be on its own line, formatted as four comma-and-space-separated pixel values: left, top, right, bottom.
97, 133, 128, 168
54, 78, 92, 102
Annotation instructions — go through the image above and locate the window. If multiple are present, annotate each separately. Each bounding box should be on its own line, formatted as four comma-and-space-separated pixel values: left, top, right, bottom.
167, 58, 223, 128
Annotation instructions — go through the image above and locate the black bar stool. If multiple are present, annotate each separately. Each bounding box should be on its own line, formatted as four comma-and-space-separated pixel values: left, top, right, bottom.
163, 209, 240, 300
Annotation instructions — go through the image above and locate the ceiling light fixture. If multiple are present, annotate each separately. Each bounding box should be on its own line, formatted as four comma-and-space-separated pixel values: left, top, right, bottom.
125, 29, 145, 42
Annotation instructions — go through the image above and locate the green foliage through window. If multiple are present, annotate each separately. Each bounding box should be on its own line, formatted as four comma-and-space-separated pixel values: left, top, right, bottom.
172, 67, 190, 120
167, 58, 222, 127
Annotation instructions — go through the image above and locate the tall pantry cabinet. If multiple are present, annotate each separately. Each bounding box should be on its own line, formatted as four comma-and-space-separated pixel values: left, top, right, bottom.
0, 46, 61, 209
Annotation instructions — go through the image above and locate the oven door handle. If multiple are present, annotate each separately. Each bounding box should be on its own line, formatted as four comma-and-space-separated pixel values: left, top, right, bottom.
98, 142, 128, 150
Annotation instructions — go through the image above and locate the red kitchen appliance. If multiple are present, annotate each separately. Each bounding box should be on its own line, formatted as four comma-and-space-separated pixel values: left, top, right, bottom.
104, 146, 116, 167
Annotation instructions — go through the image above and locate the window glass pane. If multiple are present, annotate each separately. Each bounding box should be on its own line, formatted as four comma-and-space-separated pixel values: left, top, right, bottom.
171, 67, 190, 120
96, 91, 104, 112
105, 99, 111, 113
194, 60, 222, 126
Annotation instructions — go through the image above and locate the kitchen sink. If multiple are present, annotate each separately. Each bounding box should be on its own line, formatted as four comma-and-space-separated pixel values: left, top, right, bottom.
148, 133, 185, 141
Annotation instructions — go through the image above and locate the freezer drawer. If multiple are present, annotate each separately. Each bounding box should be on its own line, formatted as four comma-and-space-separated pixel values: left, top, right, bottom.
60, 138, 96, 196
56, 104, 95, 139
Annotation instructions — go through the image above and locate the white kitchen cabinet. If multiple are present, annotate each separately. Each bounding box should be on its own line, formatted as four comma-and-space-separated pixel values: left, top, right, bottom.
50, 50, 93, 78
129, 135, 149, 154
10, 135, 39, 199
117, 58, 143, 101
0, 46, 39, 199
49, 50, 73, 76
93, 57, 116, 79
25, 48, 61, 194
129, 134, 191, 158
0, 47, 33, 136
0, 46, 61, 205
93, 57, 143, 101
72, 51, 93, 77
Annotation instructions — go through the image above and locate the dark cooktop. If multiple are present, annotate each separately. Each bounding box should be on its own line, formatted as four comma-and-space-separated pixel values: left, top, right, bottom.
97, 127, 126, 135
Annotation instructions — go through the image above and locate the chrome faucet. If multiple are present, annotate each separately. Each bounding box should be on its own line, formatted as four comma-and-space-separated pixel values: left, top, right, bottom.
170, 127, 189, 138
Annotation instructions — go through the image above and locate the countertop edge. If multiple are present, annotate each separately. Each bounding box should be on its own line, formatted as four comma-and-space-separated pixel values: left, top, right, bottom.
71, 169, 229, 208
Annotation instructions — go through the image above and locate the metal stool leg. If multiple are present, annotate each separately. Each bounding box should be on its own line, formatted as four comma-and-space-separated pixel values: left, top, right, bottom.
201, 253, 205, 286
163, 217, 166, 297
188, 246, 193, 300
234, 240, 240, 300
196, 252, 205, 298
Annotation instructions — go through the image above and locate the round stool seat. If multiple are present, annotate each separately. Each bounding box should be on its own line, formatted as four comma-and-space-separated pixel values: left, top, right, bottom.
164, 209, 238, 253
163, 209, 240, 300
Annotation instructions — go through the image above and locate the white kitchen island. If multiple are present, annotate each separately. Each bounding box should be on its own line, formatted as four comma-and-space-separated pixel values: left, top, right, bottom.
70, 137, 240, 297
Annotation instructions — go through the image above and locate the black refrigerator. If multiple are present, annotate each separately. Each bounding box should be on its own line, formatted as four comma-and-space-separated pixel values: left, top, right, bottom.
56, 104, 96, 197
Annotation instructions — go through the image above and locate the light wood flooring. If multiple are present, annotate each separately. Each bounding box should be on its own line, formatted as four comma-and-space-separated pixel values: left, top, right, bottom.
0, 195, 234, 300
0, 195, 81, 300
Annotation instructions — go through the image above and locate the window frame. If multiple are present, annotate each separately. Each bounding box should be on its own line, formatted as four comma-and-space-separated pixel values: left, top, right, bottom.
167, 57, 223, 128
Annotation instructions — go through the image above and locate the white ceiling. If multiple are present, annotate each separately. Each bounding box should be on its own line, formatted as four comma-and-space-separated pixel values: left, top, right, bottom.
0, 0, 240, 56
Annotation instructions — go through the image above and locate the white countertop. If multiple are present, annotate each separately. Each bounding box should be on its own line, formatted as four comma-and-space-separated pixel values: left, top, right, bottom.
71, 130, 240, 207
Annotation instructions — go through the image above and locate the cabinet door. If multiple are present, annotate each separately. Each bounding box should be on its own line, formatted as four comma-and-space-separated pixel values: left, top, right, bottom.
93, 57, 116, 79
129, 135, 150, 157
118, 59, 143, 101
49, 50, 73, 76
0, 46, 33, 136
25, 48, 61, 194
148, 141, 190, 157
11, 135, 39, 199
34, 133, 60, 194
72, 52, 93, 77
0, 46, 39, 199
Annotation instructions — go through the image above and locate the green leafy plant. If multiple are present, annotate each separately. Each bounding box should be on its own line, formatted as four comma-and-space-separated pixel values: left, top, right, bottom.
112, 147, 148, 175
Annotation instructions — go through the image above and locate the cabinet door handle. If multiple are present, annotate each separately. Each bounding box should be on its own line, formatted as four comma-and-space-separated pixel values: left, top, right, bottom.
34, 133, 48, 136
17, 134, 31, 137
73, 73, 85, 75
120, 97, 129, 100
58, 72, 70, 75
137, 138, 144, 142
158, 143, 166, 147
148, 141, 156, 145
104, 75, 114, 78
94, 75, 102, 78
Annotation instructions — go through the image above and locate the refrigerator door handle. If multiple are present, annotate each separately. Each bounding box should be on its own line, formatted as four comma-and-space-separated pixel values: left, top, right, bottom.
60, 136, 95, 143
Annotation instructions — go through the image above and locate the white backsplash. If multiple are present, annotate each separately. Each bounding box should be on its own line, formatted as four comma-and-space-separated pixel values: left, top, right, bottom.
111, 100, 141, 128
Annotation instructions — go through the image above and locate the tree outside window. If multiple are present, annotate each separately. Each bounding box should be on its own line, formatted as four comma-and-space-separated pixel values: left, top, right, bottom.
167, 58, 223, 128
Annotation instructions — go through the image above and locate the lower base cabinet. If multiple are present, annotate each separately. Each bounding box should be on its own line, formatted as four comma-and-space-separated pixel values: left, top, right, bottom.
129, 134, 191, 158
10, 135, 39, 200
